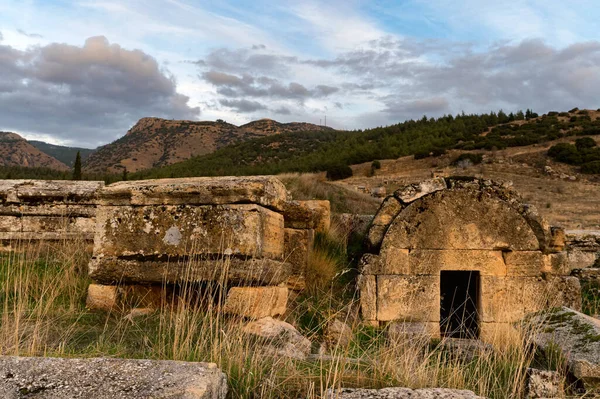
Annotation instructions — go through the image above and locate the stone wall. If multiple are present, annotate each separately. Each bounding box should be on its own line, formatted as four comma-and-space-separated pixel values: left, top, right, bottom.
0, 180, 104, 251
86, 176, 329, 317
359, 177, 580, 341
565, 230, 600, 269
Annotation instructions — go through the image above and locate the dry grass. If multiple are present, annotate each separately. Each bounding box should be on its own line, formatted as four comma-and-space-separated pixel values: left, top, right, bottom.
0, 238, 572, 398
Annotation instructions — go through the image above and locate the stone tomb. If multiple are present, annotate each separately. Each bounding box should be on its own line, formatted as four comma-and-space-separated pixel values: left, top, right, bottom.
0, 180, 104, 251
86, 176, 329, 317
360, 177, 580, 341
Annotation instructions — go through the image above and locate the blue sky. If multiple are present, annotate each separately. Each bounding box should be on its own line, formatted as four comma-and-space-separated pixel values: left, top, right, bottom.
1, 0, 599, 147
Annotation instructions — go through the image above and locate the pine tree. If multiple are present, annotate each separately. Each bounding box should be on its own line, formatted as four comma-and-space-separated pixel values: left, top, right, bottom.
72, 151, 82, 180
122, 168, 128, 181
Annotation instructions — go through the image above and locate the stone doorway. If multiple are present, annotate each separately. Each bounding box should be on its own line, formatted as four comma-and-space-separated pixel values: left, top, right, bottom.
440, 271, 480, 339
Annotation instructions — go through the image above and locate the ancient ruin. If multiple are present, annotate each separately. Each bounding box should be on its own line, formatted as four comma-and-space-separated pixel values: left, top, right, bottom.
359, 177, 581, 340
85, 176, 329, 317
0, 180, 104, 251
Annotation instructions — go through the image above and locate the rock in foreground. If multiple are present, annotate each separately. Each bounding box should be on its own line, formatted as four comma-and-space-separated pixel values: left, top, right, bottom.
326, 387, 484, 398
0, 356, 227, 398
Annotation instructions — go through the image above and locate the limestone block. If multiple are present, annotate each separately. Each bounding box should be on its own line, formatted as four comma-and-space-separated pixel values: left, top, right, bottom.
99, 176, 288, 210
543, 252, 570, 275
376, 275, 439, 322
284, 228, 314, 275
282, 200, 330, 232
526, 368, 561, 399
480, 277, 528, 323
86, 284, 118, 311
223, 287, 288, 319
89, 256, 292, 286
568, 249, 597, 269
529, 307, 600, 392
357, 274, 377, 320
243, 317, 311, 360
479, 322, 519, 343
359, 253, 385, 275
408, 249, 506, 276
20, 216, 94, 234
381, 189, 540, 251
365, 196, 403, 252
0, 356, 227, 398
0, 216, 21, 232
94, 204, 284, 259
326, 387, 483, 399
549, 227, 566, 252
378, 247, 410, 274
1, 203, 96, 217
9, 180, 104, 204
504, 251, 545, 276
387, 321, 440, 341
393, 177, 446, 204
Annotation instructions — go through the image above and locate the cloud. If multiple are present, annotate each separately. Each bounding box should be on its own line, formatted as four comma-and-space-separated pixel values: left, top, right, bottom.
219, 99, 267, 113
17, 29, 43, 39
0, 36, 199, 147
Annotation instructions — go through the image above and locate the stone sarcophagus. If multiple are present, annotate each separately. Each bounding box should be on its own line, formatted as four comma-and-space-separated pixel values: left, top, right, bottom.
360, 177, 580, 341
86, 176, 329, 317
0, 180, 104, 250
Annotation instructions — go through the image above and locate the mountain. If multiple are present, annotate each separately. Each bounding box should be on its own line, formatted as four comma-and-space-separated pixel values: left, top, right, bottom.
83, 117, 333, 174
132, 109, 600, 180
0, 132, 70, 170
28, 141, 95, 167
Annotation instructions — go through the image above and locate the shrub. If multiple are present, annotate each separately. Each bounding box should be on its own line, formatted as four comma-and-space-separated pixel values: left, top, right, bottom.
581, 161, 600, 174
371, 160, 381, 170
569, 107, 579, 113
548, 143, 582, 165
452, 153, 483, 166
575, 137, 597, 151
325, 165, 353, 181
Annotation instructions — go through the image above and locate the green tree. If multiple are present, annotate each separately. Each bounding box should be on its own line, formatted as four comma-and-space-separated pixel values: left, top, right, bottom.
72, 151, 82, 180
122, 167, 129, 181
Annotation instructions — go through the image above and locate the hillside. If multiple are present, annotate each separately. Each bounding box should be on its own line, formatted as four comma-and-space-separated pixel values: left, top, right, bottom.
0, 132, 69, 170
28, 141, 94, 167
83, 117, 332, 174
133, 109, 600, 179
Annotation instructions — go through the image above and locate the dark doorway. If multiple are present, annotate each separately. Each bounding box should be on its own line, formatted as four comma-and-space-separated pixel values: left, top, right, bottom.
440, 271, 480, 338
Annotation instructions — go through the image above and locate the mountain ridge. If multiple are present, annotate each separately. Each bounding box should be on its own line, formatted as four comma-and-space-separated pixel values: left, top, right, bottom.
0, 132, 70, 170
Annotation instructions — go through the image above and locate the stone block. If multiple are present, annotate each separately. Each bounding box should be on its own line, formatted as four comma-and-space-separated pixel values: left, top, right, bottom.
409, 249, 506, 276
94, 204, 284, 259
504, 251, 545, 276
0, 356, 227, 398
543, 252, 570, 275
282, 200, 330, 232
479, 322, 519, 343
325, 387, 483, 399
387, 321, 440, 341
376, 275, 439, 322
568, 249, 597, 269
86, 284, 118, 311
365, 196, 403, 252
89, 256, 292, 286
223, 286, 288, 319
98, 176, 288, 210
284, 228, 314, 275
549, 227, 566, 252
526, 368, 561, 399
378, 247, 410, 274
480, 277, 528, 323
243, 317, 311, 360
9, 180, 104, 204
0, 216, 21, 232
393, 177, 447, 204
357, 274, 377, 320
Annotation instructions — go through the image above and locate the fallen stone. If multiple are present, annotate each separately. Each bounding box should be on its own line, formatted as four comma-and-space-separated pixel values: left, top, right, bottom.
98, 176, 289, 211
223, 286, 288, 319
325, 319, 353, 348
393, 177, 446, 204
282, 200, 330, 232
0, 356, 227, 398
528, 307, 600, 391
325, 387, 485, 398
526, 368, 561, 399
243, 316, 311, 360
284, 228, 314, 277
86, 284, 117, 311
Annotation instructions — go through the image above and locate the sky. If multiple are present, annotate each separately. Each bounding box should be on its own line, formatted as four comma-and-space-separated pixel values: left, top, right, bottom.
1, 0, 600, 148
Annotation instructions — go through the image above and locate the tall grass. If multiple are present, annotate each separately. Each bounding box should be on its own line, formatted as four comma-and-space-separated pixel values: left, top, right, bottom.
0, 238, 567, 398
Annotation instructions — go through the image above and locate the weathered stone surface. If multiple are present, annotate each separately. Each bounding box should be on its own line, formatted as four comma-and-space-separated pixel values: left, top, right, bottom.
89, 256, 292, 286
358, 274, 377, 321
381, 189, 540, 251
528, 307, 600, 391
408, 249, 506, 276
98, 176, 288, 210
86, 284, 118, 311
326, 387, 484, 398
0, 216, 21, 232
503, 251, 545, 277
284, 228, 314, 275
94, 204, 284, 259
335, 213, 374, 239
365, 196, 403, 252
359, 253, 385, 275
282, 200, 330, 232
0, 356, 227, 398
223, 286, 288, 318
568, 250, 598, 269
393, 177, 447, 204
243, 316, 311, 360
386, 321, 439, 340
378, 247, 410, 274
0, 180, 104, 204
543, 252, 570, 275
550, 227, 566, 252
526, 368, 561, 399
572, 267, 600, 283
566, 230, 600, 269
325, 319, 353, 348
377, 275, 439, 322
